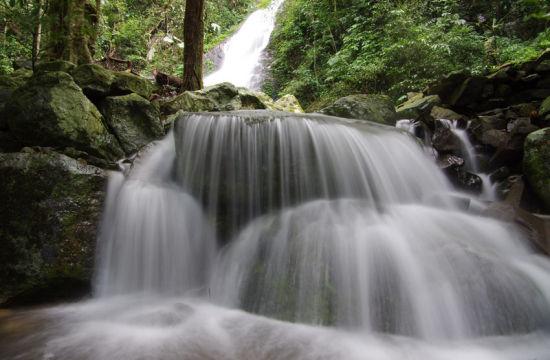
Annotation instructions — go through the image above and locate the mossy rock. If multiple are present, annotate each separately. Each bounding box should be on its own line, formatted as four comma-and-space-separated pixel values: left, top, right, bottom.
396, 94, 441, 120
35, 60, 77, 74
523, 128, 550, 211
72, 64, 115, 99
4, 71, 124, 160
0, 69, 33, 130
100, 93, 164, 154
320, 94, 398, 125
540, 96, 550, 118
161, 82, 270, 115
112, 72, 154, 99
274, 94, 304, 113
0, 149, 107, 305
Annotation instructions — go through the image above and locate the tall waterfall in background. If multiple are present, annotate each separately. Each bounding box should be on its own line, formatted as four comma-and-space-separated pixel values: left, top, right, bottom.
2, 111, 550, 360
204, 0, 285, 89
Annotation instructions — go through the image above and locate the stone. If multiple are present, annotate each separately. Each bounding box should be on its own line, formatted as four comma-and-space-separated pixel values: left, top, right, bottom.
0, 150, 107, 305
523, 128, 550, 210
426, 71, 469, 103
489, 166, 510, 183
35, 60, 76, 74
430, 106, 465, 121
395, 95, 440, 120
4, 71, 123, 160
540, 96, 550, 117
432, 126, 461, 153
470, 115, 507, 142
536, 60, 550, 73
507, 118, 538, 137
99, 93, 164, 154
111, 71, 155, 99
481, 129, 510, 148
448, 76, 487, 108
320, 94, 398, 126
437, 154, 464, 170
72, 63, 115, 99
274, 94, 304, 113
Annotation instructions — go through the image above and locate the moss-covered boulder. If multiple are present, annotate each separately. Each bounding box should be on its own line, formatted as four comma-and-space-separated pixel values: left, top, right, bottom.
0, 69, 33, 130
112, 72, 154, 99
0, 149, 107, 305
523, 128, 550, 210
160, 82, 270, 115
396, 94, 441, 120
4, 71, 123, 160
319, 94, 398, 125
274, 94, 304, 113
35, 60, 77, 74
72, 63, 115, 99
540, 96, 550, 120
100, 93, 164, 154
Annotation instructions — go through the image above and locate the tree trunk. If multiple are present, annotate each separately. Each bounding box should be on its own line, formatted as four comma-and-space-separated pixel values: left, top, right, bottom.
46, 0, 99, 65
182, 0, 205, 91
32, 0, 44, 69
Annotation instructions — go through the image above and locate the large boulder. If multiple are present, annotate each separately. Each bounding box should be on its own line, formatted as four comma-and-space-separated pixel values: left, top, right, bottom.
274, 94, 304, 113
523, 128, 550, 210
72, 63, 115, 99
540, 96, 550, 120
0, 69, 32, 130
160, 82, 270, 115
320, 94, 398, 125
111, 72, 155, 99
395, 94, 441, 120
4, 71, 123, 160
100, 93, 164, 154
0, 149, 107, 305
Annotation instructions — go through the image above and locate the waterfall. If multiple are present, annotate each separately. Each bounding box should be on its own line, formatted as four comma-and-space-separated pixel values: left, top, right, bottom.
204, 0, 284, 89
2, 112, 550, 360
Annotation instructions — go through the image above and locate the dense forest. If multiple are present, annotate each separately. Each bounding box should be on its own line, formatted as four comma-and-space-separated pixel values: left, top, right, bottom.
2, 0, 548, 107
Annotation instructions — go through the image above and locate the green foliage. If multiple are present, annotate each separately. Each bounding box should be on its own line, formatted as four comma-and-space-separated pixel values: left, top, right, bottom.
0, 0, 37, 74
267, 0, 550, 109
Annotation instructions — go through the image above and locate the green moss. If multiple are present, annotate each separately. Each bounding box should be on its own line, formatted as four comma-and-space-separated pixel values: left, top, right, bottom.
112, 72, 154, 99
0, 150, 107, 305
72, 64, 116, 98
523, 128, 550, 211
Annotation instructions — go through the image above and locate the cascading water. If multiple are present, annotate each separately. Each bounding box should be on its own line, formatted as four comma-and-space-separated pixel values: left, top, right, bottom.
204, 0, 284, 89
2, 111, 550, 360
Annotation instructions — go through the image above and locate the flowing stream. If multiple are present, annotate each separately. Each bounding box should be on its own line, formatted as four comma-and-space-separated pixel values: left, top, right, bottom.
1, 112, 550, 360
204, 0, 284, 89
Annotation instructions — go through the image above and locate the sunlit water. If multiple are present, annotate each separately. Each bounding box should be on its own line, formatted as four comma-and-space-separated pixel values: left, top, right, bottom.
204, 0, 284, 89
1, 112, 549, 359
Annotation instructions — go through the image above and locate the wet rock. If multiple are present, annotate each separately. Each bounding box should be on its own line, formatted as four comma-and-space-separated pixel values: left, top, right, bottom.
481, 129, 510, 148
444, 167, 483, 194
99, 93, 164, 154
4, 71, 123, 160
319, 94, 398, 125
237, 87, 268, 110
437, 154, 464, 170
0, 149, 107, 305
395, 94, 440, 120
432, 126, 461, 153
72, 63, 115, 99
470, 115, 507, 142
425, 71, 469, 103
523, 128, 550, 210
507, 118, 538, 137
489, 166, 511, 183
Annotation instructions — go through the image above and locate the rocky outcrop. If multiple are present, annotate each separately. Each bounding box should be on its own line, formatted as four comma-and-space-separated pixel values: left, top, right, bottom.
523, 128, 550, 210
0, 148, 107, 305
319, 94, 398, 125
4, 71, 124, 160
72, 63, 116, 98
100, 93, 164, 154
397, 50, 549, 213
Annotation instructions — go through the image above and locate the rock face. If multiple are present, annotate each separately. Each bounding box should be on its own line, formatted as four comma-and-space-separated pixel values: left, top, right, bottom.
72, 63, 115, 98
4, 71, 124, 160
0, 149, 107, 305
524, 128, 550, 210
100, 93, 164, 154
319, 94, 398, 125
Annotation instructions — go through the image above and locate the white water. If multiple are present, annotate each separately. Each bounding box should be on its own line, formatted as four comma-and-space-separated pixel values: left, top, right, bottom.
439, 119, 498, 201
204, 0, 284, 89
2, 112, 550, 359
